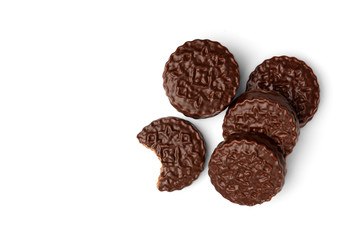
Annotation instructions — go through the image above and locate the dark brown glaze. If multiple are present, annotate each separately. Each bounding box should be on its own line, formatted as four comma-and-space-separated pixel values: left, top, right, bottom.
246, 56, 320, 127
208, 132, 286, 206
222, 90, 299, 156
137, 117, 206, 191
163, 39, 240, 119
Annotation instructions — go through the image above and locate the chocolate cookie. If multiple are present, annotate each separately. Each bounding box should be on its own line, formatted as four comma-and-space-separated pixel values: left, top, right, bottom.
208, 133, 286, 206
222, 90, 299, 156
246, 56, 319, 127
163, 39, 240, 118
137, 117, 206, 191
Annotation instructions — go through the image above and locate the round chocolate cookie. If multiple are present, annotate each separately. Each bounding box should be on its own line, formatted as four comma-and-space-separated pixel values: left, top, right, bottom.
137, 117, 206, 191
246, 56, 319, 127
163, 39, 240, 118
208, 133, 286, 206
222, 90, 299, 156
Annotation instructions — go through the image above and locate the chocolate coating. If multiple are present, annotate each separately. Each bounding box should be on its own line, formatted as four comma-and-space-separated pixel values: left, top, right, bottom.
163, 39, 240, 118
137, 117, 206, 191
246, 56, 319, 127
208, 132, 286, 206
223, 90, 299, 156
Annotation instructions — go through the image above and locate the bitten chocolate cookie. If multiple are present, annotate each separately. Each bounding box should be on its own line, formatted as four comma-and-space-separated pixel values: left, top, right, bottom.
163, 39, 240, 118
222, 90, 299, 156
137, 117, 206, 191
208, 133, 286, 206
246, 56, 319, 127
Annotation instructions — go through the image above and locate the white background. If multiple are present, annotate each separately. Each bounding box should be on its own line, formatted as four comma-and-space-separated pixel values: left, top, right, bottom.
1, 1, 358, 239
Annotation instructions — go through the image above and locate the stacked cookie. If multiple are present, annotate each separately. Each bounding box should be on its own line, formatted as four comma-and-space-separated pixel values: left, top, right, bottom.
137, 39, 320, 206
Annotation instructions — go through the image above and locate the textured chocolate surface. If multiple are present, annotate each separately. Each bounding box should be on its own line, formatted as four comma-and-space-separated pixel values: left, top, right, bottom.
163, 39, 240, 118
246, 56, 319, 127
137, 117, 206, 191
208, 132, 285, 206
222, 90, 299, 156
